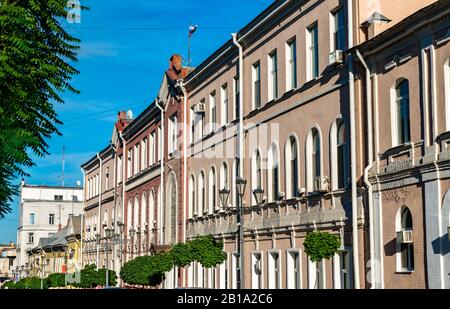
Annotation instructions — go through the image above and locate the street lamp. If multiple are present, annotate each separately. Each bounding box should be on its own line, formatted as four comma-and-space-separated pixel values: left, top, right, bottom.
105, 228, 114, 288
252, 188, 265, 208
129, 227, 136, 259
236, 177, 247, 290
219, 188, 230, 210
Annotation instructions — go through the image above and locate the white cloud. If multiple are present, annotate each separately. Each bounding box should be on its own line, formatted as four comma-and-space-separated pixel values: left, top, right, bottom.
78, 41, 122, 59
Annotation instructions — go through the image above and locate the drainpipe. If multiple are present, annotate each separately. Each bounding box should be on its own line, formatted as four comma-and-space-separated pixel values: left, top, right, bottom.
118, 132, 126, 266
96, 153, 103, 270
80, 168, 85, 269
347, 0, 361, 289
155, 99, 165, 246
112, 143, 118, 273
179, 81, 188, 287
356, 49, 375, 288
232, 33, 245, 290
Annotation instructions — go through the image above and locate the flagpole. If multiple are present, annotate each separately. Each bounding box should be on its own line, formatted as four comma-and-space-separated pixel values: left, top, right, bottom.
188, 22, 191, 66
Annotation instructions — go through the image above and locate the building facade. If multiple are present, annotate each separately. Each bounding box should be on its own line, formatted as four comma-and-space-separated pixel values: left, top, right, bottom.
0, 243, 16, 280
183, 0, 442, 289
16, 185, 83, 269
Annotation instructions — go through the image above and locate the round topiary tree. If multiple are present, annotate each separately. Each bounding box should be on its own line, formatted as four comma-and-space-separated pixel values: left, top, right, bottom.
304, 231, 341, 262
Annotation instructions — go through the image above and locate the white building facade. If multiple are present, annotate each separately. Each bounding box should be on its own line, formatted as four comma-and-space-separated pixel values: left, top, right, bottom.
16, 185, 84, 268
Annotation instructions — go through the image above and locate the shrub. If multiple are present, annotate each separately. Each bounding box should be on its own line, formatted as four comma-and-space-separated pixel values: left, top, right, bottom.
46, 273, 66, 288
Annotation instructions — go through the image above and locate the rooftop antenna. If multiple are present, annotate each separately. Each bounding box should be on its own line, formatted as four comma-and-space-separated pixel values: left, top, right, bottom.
62, 145, 65, 187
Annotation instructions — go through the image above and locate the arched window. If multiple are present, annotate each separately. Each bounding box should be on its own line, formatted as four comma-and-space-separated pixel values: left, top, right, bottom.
209, 167, 217, 214
141, 192, 147, 232
267, 144, 280, 202
396, 207, 414, 272
285, 136, 299, 199
306, 127, 322, 192
166, 174, 177, 244
337, 121, 347, 189
220, 162, 229, 190
393, 80, 411, 145
149, 190, 155, 237
232, 159, 238, 208
134, 196, 139, 230
251, 150, 263, 205
199, 172, 205, 215
127, 198, 132, 235
189, 176, 196, 218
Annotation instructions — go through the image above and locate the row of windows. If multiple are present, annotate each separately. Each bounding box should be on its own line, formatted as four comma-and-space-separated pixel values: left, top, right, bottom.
188, 118, 348, 218
190, 7, 345, 143
187, 249, 352, 289
28, 213, 55, 225
126, 129, 161, 180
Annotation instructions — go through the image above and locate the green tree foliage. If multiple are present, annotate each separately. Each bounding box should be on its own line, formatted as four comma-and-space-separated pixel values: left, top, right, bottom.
75, 264, 116, 288
304, 231, 341, 262
121, 235, 227, 287
97, 267, 118, 287
46, 273, 66, 288
0, 0, 85, 217
6, 277, 42, 289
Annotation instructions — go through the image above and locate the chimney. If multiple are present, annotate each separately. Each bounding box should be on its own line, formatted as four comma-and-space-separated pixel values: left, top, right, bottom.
170, 54, 182, 67
118, 111, 127, 122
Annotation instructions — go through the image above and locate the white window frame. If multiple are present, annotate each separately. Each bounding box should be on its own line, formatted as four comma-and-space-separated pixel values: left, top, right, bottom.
268, 50, 278, 101
306, 23, 319, 81
189, 175, 196, 218
286, 249, 302, 289
141, 138, 147, 171
330, 7, 345, 52
268, 250, 281, 289
157, 127, 161, 161
445, 58, 450, 131
285, 135, 300, 199
219, 252, 229, 289
221, 84, 228, 127
251, 251, 264, 289
252, 62, 261, 110
190, 106, 195, 144
267, 143, 280, 203
198, 172, 205, 215
231, 252, 238, 289
306, 127, 323, 192
286, 38, 297, 92
210, 92, 217, 133
133, 144, 139, 175
208, 167, 217, 214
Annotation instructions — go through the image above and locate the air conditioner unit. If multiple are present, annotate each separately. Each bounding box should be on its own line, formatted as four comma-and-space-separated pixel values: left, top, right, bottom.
314, 176, 330, 193
194, 103, 206, 114
397, 230, 414, 244
329, 50, 344, 66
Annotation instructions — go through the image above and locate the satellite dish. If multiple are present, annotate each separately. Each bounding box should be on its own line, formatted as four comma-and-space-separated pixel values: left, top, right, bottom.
76, 180, 81, 187
127, 110, 133, 120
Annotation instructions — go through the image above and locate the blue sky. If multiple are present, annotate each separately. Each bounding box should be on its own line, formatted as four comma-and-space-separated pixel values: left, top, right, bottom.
0, 0, 274, 243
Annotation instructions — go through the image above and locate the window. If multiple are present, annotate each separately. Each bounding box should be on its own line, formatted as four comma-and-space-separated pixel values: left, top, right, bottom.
268, 251, 281, 289
316, 261, 324, 289
54, 195, 63, 201
231, 253, 239, 289
221, 84, 228, 126
134, 196, 139, 229
253, 62, 261, 109
252, 252, 263, 289
118, 156, 123, 184
134, 144, 139, 175
312, 128, 321, 185
287, 250, 301, 289
28, 233, 34, 244
190, 107, 195, 144
199, 172, 205, 214
197, 100, 205, 140
105, 167, 110, 191
220, 162, 228, 191
397, 207, 414, 272
339, 251, 352, 289
268, 144, 279, 202
72, 195, 78, 202
268, 50, 278, 101
285, 136, 299, 199
157, 127, 161, 161
331, 8, 346, 51
209, 168, 217, 214
141, 138, 147, 171
394, 80, 411, 145
219, 254, 228, 289
29, 213, 35, 225
337, 121, 347, 189
49, 214, 55, 225
150, 133, 156, 166
141, 193, 147, 232
251, 150, 263, 205
189, 176, 196, 218
307, 23, 319, 80
234, 77, 240, 120
210, 92, 217, 132
286, 39, 297, 91
127, 149, 132, 178
169, 116, 178, 154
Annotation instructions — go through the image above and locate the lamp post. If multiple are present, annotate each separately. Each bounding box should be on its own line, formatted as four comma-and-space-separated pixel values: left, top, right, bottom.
129, 227, 136, 260
117, 221, 125, 270
105, 228, 114, 288
236, 177, 247, 289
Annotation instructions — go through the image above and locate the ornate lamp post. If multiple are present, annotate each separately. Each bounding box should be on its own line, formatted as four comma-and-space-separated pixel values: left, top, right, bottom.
235, 177, 247, 289
129, 227, 136, 260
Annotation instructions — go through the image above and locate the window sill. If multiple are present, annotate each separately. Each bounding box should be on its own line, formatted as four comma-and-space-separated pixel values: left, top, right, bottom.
395, 270, 414, 274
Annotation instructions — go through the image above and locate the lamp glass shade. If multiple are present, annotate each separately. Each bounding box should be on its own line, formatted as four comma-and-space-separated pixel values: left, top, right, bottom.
253, 188, 264, 206
219, 188, 230, 208
236, 177, 247, 196
95, 233, 101, 243
129, 228, 136, 239
106, 228, 114, 238
117, 221, 125, 234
